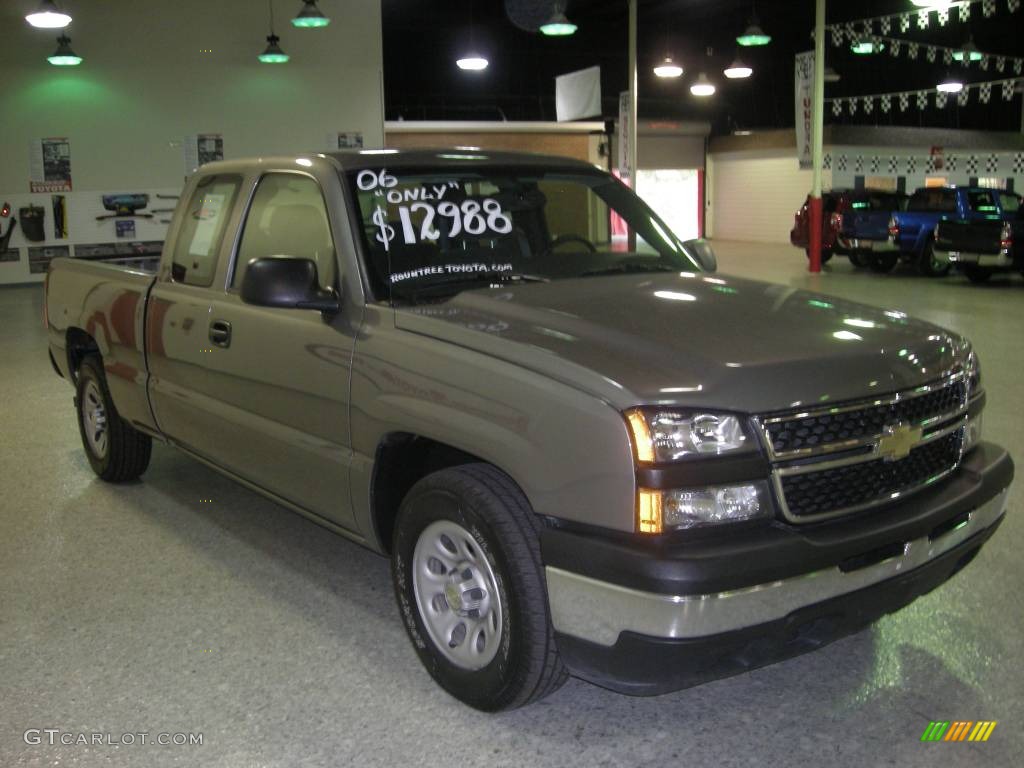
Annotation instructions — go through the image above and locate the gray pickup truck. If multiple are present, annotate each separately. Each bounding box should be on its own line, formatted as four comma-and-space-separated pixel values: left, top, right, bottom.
45, 150, 1013, 710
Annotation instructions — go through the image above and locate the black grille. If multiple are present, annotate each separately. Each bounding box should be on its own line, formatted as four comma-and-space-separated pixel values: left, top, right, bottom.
765, 380, 965, 455
780, 430, 962, 519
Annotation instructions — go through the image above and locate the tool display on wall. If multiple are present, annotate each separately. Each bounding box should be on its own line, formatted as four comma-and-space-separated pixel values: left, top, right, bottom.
51, 195, 67, 238
19, 205, 46, 242
95, 193, 152, 221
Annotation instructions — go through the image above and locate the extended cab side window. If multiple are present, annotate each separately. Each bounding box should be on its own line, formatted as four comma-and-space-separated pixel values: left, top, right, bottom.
232, 174, 337, 292
170, 175, 241, 287
967, 190, 998, 213
998, 193, 1020, 214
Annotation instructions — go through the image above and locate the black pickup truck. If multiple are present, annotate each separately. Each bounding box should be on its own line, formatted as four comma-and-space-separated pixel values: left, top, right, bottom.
933, 191, 1023, 283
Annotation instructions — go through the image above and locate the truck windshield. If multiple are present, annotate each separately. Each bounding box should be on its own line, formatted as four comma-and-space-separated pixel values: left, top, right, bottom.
907, 189, 956, 212
349, 165, 701, 303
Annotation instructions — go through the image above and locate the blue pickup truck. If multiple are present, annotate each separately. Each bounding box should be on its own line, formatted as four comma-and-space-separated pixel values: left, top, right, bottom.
833, 190, 905, 271
888, 186, 1016, 277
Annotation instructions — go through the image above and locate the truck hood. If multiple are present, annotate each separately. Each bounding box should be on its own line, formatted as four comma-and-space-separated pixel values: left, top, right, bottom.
394, 272, 968, 413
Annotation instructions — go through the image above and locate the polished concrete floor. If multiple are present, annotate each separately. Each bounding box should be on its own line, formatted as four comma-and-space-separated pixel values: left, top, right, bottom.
2, 243, 1021, 768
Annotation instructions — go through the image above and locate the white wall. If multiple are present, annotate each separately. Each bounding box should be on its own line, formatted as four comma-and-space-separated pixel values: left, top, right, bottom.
0, 0, 383, 284
708, 149, 831, 244
827, 146, 1024, 191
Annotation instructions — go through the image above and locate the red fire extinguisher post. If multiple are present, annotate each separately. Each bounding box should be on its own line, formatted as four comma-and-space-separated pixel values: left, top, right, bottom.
808, 196, 823, 273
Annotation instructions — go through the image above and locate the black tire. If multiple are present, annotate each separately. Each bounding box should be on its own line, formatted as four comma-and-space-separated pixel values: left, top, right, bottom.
849, 252, 868, 268
391, 463, 567, 711
917, 240, 951, 277
869, 253, 899, 273
804, 247, 833, 264
75, 356, 152, 482
963, 265, 992, 283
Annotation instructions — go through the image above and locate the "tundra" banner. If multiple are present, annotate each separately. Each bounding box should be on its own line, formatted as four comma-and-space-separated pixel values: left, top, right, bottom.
794, 51, 814, 170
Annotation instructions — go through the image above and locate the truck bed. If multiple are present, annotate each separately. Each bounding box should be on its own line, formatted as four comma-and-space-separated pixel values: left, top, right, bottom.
45, 256, 158, 434
934, 219, 1003, 256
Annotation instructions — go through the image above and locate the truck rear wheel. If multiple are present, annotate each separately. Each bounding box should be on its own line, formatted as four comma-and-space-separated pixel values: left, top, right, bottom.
391, 463, 567, 711
848, 252, 868, 268
869, 254, 899, 273
75, 357, 152, 482
804, 247, 833, 264
917, 240, 951, 277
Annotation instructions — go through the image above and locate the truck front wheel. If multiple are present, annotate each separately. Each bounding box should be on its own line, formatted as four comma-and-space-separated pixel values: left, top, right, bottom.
869, 254, 899, 273
75, 357, 152, 482
391, 463, 567, 711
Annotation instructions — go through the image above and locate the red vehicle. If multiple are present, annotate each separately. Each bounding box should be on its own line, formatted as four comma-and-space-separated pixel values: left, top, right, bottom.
790, 192, 843, 263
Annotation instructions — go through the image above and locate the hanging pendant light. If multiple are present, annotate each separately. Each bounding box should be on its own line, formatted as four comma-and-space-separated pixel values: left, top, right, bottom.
937, 73, 964, 93
292, 0, 330, 28
456, 54, 488, 71
48, 34, 82, 66
952, 36, 982, 62
723, 57, 752, 79
736, 13, 771, 47
540, 2, 577, 36
258, 0, 289, 63
690, 73, 716, 97
824, 66, 841, 83
653, 56, 683, 78
26, 0, 71, 29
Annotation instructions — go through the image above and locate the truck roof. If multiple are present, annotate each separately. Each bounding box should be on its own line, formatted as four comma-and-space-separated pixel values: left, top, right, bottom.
325, 147, 601, 173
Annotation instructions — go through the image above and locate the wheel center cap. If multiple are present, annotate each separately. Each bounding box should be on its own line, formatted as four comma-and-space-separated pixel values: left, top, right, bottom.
444, 582, 463, 612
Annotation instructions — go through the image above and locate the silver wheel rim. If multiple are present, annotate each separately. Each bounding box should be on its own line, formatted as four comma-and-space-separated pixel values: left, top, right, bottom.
411, 518, 504, 671
82, 379, 109, 458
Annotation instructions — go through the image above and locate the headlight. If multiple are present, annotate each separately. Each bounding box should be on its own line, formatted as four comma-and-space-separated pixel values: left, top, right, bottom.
625, 408, 752, 463
638, 482, 772, 533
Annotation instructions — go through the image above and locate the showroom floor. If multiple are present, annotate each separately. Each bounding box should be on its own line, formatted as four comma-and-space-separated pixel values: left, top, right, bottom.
2, 243, 1022, 768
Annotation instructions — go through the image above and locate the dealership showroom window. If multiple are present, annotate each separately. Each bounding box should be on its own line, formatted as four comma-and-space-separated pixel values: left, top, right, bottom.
2, 0, 1023, 765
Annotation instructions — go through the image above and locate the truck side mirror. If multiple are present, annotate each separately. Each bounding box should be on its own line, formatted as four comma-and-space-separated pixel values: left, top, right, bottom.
240, 256, 340, 314
682, 238, 717, 273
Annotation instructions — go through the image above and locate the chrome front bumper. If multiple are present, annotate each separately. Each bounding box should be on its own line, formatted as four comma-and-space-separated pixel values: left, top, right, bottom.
837, 236, 896, 252
546, 488, 1008, 647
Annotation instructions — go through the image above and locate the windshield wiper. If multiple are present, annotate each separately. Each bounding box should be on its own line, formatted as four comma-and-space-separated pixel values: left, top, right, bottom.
392, 272, 549, 303
579, 263, 677, 278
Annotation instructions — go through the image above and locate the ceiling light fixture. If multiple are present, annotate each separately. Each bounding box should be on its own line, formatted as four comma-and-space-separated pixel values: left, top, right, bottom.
26, 0, 71, 29
937, 74, 964, 93
824, 66, 841, 83
736, 12, 771, 47
723, 57, 752, 79
259, 0, 289, 63
456, 54, 488, 70
850, 37, 883, 54
540, 11, 577, 36
292, 0, 330, 27
653, 56, 683, 78
952, 36, 983, 62
690, 72, 716, 96
47, 34, 81, 66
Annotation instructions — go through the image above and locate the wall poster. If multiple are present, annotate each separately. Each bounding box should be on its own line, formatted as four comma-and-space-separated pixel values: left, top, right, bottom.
184, 133, 224, 175
30, 137, 73, 192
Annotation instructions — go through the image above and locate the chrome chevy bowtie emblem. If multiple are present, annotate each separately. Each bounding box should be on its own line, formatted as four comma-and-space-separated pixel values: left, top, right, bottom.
878, 423, 924, 461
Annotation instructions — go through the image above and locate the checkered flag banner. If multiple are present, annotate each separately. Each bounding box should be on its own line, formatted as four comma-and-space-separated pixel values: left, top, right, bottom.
864, 96, 874, 114
959, 2, 971, 21
917, 90, 929, 109
906, 156, 917, 174
942, 49, 952, 65
986, 154, 999, 173
1013, 153, 1024, 174
908, 43, 919, 60
965, 155, 978, 174
899, 92, 910, 111
849, 98, 858, 115
982, 0, 996, 16
854, 155, 863, 172
890, 40, 901, 57
996, 56, 1006, 72
918, 9, 929, 27
979, 82, 992, 102
935, 90, 947, 108
927, 46, 937, 63
957, 87, 969, 106
823, 153, 831, 170
880, 17, 891, 34
837, 154, 848, 172
937, 8, 949, 24
888, 156, 899, 173
832, 98, 842, 116
870, 156, 880, 173
881, 94, 892, 112
1015, 59, 1023, 74
831, 27, 844, 46
1009, 0, 1020, 12
844, 22, 855, 40
925, 155, 936, 173
900, 13, 911, 32
1002, 79, 1016, 100
980, 55, 990, 71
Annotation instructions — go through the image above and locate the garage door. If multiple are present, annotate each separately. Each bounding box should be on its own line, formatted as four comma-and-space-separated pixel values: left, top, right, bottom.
710, 150, 831, 244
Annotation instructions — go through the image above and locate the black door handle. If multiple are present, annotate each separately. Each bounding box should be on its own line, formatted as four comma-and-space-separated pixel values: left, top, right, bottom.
209, 320, 232, 347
